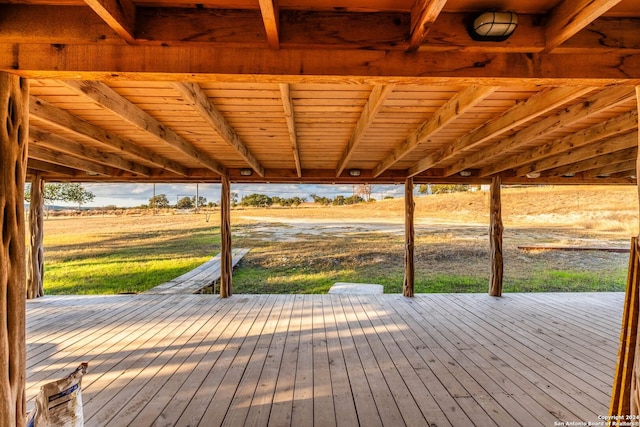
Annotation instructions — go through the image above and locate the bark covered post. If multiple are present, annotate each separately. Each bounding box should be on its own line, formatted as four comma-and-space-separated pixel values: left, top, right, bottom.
27, 172, 45, 299
403, 177, 415, 297
489, 175, 504, 297
0, 73, 29, 427
220, 174, 232, 298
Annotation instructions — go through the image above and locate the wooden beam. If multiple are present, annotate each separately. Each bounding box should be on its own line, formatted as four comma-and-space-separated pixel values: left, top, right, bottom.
4, 44, 640, 84
29, 145, 119, 176
259, 0, 280, 49
172, 82, 262, 176
0, 72, 28, 427
220, 174, 232, 298
543, 0, 622, 53
29, 96, 188, 176
27, 172, 44, 299
30, 127, 151, 176
481, 110, 639, 177
336, 84, 395, 177
489, 175, 503, 297
403, 177, 415, 297
373, 85, 496, 177
446, 86, 634, 176
27, 159, 76, 176
407, 0, 447, 52
61, 80, 226, 175
583, 159, 637, 178
279, 83, 302, 178
83, 0, 136, 44
518, 132, 638, 177
407, 86, 594, 177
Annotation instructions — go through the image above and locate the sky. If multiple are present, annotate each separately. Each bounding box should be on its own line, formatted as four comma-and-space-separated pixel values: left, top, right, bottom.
75, 182, 408, 208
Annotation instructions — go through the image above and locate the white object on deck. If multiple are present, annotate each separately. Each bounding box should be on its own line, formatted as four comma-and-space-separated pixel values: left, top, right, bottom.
328, 282, 383, 295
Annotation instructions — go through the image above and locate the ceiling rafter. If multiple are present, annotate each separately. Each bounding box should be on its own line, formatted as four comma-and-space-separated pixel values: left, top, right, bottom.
172, 82, 264, 177
29, 96, 188, 176
407, 86, 594, 177
519, 131, 637, 177
30, 127, 151, 177
61, 80, 226, 176
27, 159, 77, 176
480, 109, 638, 177
543, 0, 623, 53
83, 0, 136, 44
407, 0, 448, 52
445, 86, 635, 176
279, 83, 302, 178
28, 145, 118, 177
336, 84, 395, 177
372, 85, 497, 178
583, 159, 636, 178
258, 0, 280, 49
542, 144, 637, 178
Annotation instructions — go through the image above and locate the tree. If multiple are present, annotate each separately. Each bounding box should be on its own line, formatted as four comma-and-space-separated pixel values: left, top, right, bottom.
149, 194, 170, 209
176, 196, 194, 209
355, 184, 373, 202
193, 195, 207, 208
241, 193, 273, 207
231, 192, 239, 207
63, 183, 95, 211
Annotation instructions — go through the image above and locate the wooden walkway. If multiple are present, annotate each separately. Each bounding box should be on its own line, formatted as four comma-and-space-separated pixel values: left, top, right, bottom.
25, 293, 622, 426
143, 248, 249, 294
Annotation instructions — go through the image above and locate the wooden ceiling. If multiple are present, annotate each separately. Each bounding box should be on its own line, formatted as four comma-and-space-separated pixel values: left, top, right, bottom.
1, 0, 639, 184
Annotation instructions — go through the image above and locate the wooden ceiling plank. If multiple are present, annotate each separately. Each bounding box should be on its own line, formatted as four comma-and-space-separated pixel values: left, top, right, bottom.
259, 0, 280, 49
373, 85, 497, 177
28, 145, 118, 177
481, 109, 638, 177
172, 82, 264, 176
583, 159, 637, 178
62, 80, 226, 175
446, 86, 635, 176
83, 0, 136, 44
408, 0, 448, 52
29, 96, 188, 176
543, 0, 623, 53
27, 159, 77, 176
519, 131, 638, 177
30, 127, 151, 176
336, 84, 395, 177
407, 86, 594, 177
279, 83, 302, 177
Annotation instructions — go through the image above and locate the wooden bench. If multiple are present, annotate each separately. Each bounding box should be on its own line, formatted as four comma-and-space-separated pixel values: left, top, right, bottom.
143, 248, 250, 294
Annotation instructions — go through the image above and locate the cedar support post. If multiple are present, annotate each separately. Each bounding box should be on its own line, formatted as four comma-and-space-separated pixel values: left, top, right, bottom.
27, 172, 45, 299
489, 175, 503, 297
0, 72, 29, 427
403, 177, 415, 297
220, 174, 232, 298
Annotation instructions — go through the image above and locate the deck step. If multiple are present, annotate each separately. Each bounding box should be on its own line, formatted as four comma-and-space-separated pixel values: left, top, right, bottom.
328, 282, 384, 295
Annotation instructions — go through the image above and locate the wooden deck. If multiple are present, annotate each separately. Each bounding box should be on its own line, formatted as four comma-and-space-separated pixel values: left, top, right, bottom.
143, 248, 250, 294
26, 293, 622, 426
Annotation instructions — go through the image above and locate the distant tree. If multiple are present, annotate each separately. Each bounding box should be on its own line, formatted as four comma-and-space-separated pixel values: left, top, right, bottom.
310, 194, 332, 206
149, 193, 170, 209
192, 196, 207, 209
332, 195, 346, 206
176, 196, 194, 209
417, 184, 431, 195
355, 184, 374, 202
241, 193, 273, 207
431, 184, 470, 194
63, 183, 95, 211
384, 196, 394, 200
231, 192, 239, 207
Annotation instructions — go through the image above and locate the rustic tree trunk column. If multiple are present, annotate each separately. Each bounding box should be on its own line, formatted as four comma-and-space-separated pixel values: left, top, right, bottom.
27, 172, 45, 299
489, 175, 504, 297
403, 177, 415, 297
220, 174, 232, 298
0, 73, 29, 427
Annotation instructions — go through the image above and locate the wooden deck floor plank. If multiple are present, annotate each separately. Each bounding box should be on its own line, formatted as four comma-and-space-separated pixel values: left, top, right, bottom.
321, 296, 359, 427
442, 294, 613, 396
339, 296, 406, 426
348, 296, 430, 427
131, 296, 263, 426
170, 295, 270, 426
196, 295, 279, 425
291, 295, 315, 426
105, 297, 239, 425
312, 296, 337, 427
86, 296, 224, 425
244, 295, 295, 427
222, 295, 287, 426
331, 295, 383, 427
267, 295, 303, 427
424, 294, 602, 420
